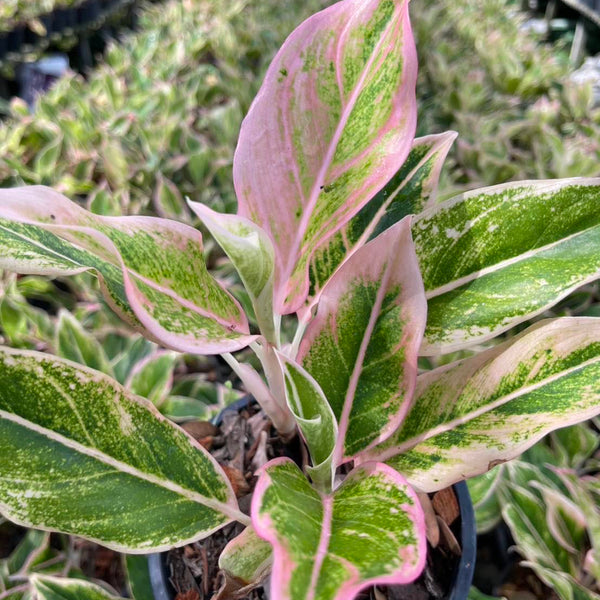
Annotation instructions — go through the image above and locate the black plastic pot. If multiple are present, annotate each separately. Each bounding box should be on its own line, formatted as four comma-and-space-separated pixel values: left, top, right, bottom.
148, 399, 477, 600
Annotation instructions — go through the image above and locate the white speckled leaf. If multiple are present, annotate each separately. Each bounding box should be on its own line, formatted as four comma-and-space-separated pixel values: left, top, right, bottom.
252, 458, 426, 600
31, 575, 124, 600
368, 318, 600, 492
234, 0, 417, 314
413, 178, 600, 354
0, 346, 242, 552
0, 186, 254, 354
299, 218, 426, 463
219, 526, 273, 587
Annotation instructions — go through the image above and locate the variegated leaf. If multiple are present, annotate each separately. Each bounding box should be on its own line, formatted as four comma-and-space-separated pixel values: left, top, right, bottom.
299, 218, 426, 463
30, 575, 124, 600
219, 526, 273, 587
252, 458, 425, 600
0, 186, 255, 354
413, 178, 600, 354
369, 318, 600, 492
308, 132, 456, 307
277, 353, 338, 491
234, 0, 417, 313
0, 346, 244, 552
188, 201, 277, 343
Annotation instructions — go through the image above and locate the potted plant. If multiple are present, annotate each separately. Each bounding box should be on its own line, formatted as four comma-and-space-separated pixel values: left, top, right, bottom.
1, 0, 600, 599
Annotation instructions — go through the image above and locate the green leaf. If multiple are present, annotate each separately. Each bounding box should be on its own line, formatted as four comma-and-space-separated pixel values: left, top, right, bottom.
124, 555, 154, 600
370, 318, 600, 491
30, 575, 125, 600
0, 186, 255, 354
300, 219, 427, 462
0, 346, 243, 552
277, 354, 337, 491
252, 459, 425, 600
55, 310, 113, 376
308, 132, 456, 306
466, 466, 504, 534
413, 178, 600, 354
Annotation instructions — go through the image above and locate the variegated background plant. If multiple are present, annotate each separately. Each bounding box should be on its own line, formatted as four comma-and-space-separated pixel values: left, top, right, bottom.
1, 0, 600, 599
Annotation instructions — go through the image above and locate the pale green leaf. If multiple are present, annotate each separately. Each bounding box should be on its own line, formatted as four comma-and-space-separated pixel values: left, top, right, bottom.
0, 346, 243, 552
188, 201, 277, 343
219, 526, 272, 586
277, 353, 337, 491
55, 311, 113, 376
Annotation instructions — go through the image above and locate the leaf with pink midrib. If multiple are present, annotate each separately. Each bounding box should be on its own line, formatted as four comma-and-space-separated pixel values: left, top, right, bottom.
0, 186, 255, 354
234, 0, 417, 314
251, 458, 426, 600
299, 217, 427, 464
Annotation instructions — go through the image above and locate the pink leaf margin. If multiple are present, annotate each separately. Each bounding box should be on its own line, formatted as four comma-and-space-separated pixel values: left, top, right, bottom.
252, 457, 427, 600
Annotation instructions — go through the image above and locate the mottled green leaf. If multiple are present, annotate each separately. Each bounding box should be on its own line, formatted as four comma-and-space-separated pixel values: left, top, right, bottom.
252, 459, 425, 600
235, 0, 417, 313
0, 186, 255, 354
0, 346, 244, 552
466, 465, 504, 534
370, 318, 600, 491
413, 178, 600, 354
30, 575, 124, 600
300, 219, 426, 462
308, 132, 456, 306
277, 353, 337, 491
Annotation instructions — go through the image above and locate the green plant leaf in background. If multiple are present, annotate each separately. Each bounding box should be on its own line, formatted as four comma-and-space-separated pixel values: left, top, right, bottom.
0, 346, 246, 552
30, 575, 125, 600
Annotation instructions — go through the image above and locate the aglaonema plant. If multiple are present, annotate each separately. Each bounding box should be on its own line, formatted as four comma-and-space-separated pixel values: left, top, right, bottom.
1, 0, 600, 598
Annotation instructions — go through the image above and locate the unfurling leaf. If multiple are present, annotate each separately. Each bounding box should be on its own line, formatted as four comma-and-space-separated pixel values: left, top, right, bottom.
277, 353, 338, 491
235, 0, 417, 313
252, 458, 425, 600
0, 346, 242, 552
300, 218, 426, 463
369, 318, 600, 491
0, 186, 255, 354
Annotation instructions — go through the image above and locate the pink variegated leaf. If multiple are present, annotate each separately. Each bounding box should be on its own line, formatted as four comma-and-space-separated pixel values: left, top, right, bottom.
252, 458, 426, 600
299, 217, 427, 464
0, 186, 255, 354
234, 0, 417, 314
368, 318, 600, 492
308, 132, 456, 309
